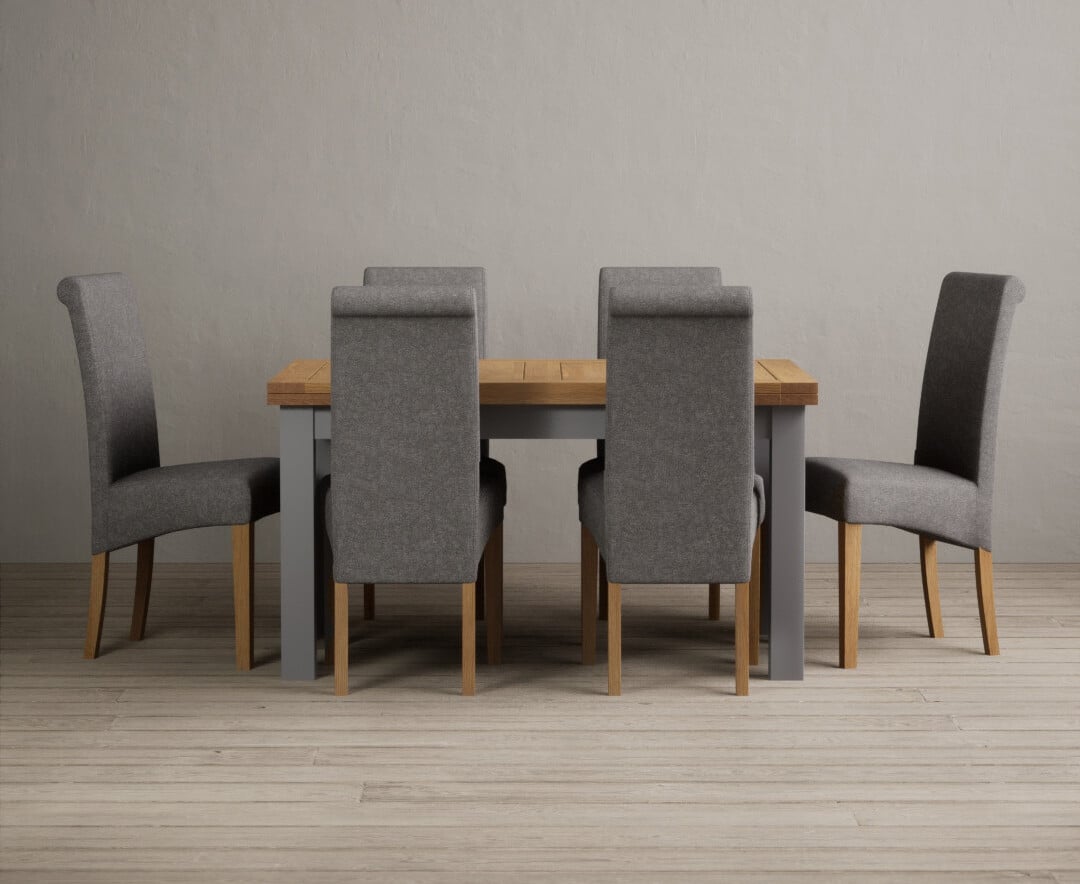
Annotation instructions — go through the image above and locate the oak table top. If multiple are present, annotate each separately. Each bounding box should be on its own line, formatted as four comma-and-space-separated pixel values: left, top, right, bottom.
267, 358, 818, 407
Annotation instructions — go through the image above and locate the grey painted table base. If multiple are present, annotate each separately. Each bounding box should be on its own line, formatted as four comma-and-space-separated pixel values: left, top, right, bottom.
278, 404, 806, 681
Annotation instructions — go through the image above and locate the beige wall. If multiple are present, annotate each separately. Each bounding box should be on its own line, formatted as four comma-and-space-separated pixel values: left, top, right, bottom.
2, 0, 1078, 564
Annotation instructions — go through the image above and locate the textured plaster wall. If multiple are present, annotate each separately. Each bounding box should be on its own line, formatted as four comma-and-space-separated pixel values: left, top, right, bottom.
2, 0, 1078, 563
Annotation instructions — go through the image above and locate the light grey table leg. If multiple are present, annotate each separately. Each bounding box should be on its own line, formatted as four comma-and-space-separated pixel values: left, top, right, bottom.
280, 407, 318, 680
764, 406, 806, 680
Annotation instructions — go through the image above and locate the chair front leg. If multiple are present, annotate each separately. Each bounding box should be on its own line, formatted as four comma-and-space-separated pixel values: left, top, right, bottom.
129, 539, 155, 641
334, 582, 350, 695
974, 548, 1000, 656
462, 582, 476, 696
607, 581, 622, 696
580, 525, 598, 665
483, 523, 504, 665
231, 523, 255, 671
919, 536, 944, 638
84, 551, 110, 659
839, 522, 862, 669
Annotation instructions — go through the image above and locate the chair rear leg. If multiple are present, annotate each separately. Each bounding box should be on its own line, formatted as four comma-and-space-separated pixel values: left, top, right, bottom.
363, 584, 375, 620
607, 582, 622, 696
462, 582, 476, 696
839, 522, 862, 669
84, 552, 110, 659
708, 584, 721, 621
580, 524, 598, 665
974, 549, 1000, 656
231, 523, 255, 671
129, 539, 155, 640
919, 536, 944, 638
334, 582, 350, 695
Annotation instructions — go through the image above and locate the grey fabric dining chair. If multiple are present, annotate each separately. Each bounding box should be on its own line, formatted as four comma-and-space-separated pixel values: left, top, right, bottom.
593, 267, 724, 622
57, 273, 280, 669
358, 267, 494, 622
806, 272, 1025, 668
578, 283, 764, 696
327, 284, 506, 697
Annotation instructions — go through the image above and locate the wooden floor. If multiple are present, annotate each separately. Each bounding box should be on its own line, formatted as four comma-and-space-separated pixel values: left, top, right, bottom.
1, 561, 1078, 882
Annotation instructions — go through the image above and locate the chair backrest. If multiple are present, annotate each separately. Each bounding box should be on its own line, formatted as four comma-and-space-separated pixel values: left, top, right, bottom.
57, 273, 160, 553
597, 267, 721, 357
914, 273, 1025, 541
364, 267, 487, 357
330, 285, 481, 584
604, 284, 755, 585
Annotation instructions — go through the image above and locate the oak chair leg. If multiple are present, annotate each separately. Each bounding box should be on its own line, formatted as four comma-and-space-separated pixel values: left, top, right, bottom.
231, 523, 255, 671
128, 539, 155, 641
475, 557, 485, 621
974, 548, 1000, 656
84, 552, 110, 659
484, 523, 504, 664
580, 524, 598, 665
607, 582, 622, 696
919, 536, 945, 638
334, 582, 349, 696
598, 556, 608, 621
462, 582, 476, 696
735, 580, 750, 696
839, 522, 862, 669
363, 584, 375, 621
749, 525, 762, 666
708, 584, 721, 621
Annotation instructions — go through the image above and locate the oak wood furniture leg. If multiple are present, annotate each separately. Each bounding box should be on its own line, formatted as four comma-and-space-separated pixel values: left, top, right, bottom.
975, 548, 1000, 656
580, 525, 598, 665
750, 526, 762, 666
363, 584, 375, 621
839, 522, 862, 669
232, 523, 255, 671
462, 582, 476, 696
84, 552, 110, 659
607, 582, 622, 696
484, 523, 504, 664
735, 579, 750, 696
128, 539, 155, 641
598, 556, 608, 621
708, 584, 721, 621
919, 536, 945, 638
334, 581, 349, 696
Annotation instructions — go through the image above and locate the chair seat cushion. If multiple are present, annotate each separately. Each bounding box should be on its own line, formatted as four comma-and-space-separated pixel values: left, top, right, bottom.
805, 457, 979, 547
104, 458, 280, 551
324, 457, 507, 579
577, 458, 765, 566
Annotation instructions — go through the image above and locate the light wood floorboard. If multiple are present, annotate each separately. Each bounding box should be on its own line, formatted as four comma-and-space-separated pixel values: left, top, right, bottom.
1, 561, 1078, 881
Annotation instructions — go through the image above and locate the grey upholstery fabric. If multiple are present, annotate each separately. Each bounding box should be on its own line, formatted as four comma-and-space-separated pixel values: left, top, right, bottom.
109, 459, 280, 548
58, 273, 280, 554
806, 273, 1025, 550
805, 459, 978, 548
578, 284, 763, 585
597, 267, 721, 358
329, 285, 505, 584
364, 267, 488, 357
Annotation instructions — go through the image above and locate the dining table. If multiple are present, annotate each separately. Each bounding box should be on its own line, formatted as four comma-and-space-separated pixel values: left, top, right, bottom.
267, 357, 819, 681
